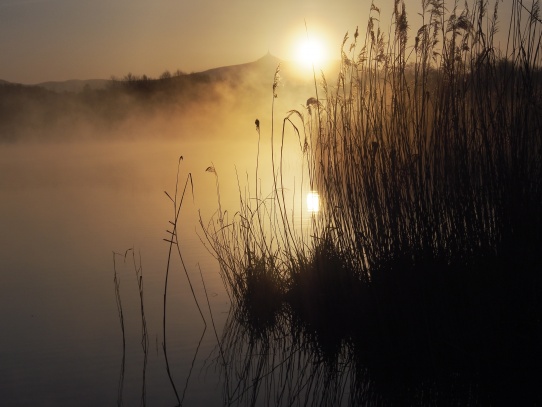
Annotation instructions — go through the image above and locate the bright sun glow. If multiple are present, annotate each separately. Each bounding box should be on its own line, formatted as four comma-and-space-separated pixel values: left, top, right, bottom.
294, 37, 328, 69
307, 191, 320, 213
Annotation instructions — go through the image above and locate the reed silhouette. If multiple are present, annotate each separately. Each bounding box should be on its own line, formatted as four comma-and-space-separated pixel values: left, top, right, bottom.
113, 248, 149, 406
202, 0, 542, 403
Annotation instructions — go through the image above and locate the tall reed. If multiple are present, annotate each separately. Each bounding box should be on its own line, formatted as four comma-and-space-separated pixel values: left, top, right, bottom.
202, 0, 542, 387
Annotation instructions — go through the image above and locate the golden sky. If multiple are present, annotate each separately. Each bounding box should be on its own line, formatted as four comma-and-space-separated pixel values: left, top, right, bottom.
0, 0, 513, 84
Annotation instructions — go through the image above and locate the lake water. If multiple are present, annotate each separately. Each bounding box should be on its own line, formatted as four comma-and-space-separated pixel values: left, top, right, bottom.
2, 107, 531, 406
0, 133, 314, 406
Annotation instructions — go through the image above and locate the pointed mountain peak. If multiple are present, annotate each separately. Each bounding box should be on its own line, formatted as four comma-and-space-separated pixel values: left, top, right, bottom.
256, 51, 281, 64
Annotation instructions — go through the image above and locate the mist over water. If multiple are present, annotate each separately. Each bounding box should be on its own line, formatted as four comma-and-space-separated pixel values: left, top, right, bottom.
0, 57, 319, 405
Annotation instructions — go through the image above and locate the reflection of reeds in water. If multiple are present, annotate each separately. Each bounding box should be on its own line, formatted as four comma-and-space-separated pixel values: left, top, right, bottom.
112, 252, 126, 407
217, 303, 503, 406
131, 249, 149, 406
163, 157, 209, 406
202, 0, 542, 404
113, 248, 149, 407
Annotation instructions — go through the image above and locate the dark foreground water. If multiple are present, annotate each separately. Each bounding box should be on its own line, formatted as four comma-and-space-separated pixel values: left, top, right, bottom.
0, 138, 309, 406
0, 140, 242, 405
1, 140, 539, 406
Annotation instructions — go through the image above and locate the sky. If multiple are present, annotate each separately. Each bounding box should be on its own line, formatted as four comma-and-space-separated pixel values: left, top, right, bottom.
0, 0, 513, 84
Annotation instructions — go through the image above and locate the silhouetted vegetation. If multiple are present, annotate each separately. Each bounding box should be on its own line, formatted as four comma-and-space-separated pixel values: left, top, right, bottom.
202, 0, 542, 404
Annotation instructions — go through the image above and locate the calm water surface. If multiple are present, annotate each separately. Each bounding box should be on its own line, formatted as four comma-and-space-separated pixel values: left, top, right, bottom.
2, 136, 530, 405
0, 135, 312, 406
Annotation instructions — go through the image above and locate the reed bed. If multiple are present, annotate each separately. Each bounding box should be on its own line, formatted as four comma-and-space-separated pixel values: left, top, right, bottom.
202, 0, 542, 401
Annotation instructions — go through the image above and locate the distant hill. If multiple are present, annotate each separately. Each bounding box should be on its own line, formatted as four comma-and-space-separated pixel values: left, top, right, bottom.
0, 53, 340, 142
35, 79, 110, 93
0, 78, 110, 93
0, 54, 283, 93
200, 52, 339, 86
201, 52, 283, 79
0, 52, 339, 94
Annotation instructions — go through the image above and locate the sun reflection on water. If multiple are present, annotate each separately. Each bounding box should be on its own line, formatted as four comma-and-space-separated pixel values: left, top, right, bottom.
306, 191, 320, 213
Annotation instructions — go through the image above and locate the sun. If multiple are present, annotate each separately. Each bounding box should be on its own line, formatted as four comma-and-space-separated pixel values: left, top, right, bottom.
293, 35, 329, 69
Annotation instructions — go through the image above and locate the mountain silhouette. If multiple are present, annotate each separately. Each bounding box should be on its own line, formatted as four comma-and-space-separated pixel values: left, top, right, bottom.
0, 54, 285, 93
0, 51, 340, 95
